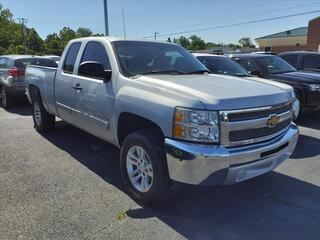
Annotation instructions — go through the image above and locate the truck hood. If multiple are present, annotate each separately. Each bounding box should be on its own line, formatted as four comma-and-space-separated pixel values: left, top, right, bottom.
271, 71, 320, 84
134, 74, 293, 110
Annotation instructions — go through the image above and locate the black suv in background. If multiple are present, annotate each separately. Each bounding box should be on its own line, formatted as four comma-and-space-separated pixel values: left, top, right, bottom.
279, 51, 320, 73
231, 54, 320, 113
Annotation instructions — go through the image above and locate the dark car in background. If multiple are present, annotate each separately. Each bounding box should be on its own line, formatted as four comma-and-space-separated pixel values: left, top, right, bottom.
279, 51, 320, 73
194, 53, 251, 77
0, 55, 57, 108
231, 54, 320, 113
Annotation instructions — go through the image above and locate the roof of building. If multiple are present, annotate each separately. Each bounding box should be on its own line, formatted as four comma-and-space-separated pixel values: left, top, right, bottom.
255, 27, 308, 40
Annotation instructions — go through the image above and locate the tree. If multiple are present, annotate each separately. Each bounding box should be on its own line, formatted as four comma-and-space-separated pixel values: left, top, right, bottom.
189, 35, 206, 50
206, 42, 218, 48
173, 36, 190, 49
238, 37, 255, 48
76, 27, 92, 38
59, 27, 77, 48
0, 4, 22, 54
27, 28, 44, 54
45, 33, 62, 54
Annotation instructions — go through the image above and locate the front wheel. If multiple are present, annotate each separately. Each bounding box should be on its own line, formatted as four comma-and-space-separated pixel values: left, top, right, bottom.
120, 130, 172, 207
32, 91, 55, 133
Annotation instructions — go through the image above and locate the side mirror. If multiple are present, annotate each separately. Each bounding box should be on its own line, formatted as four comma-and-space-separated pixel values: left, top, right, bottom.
78, 61, 111, 82
249, 70, 262, 77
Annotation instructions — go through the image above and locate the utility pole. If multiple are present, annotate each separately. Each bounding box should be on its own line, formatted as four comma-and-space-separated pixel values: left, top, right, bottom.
17, 18, 28, 54
154, 32, 159, 40
103, 0, 109, 36
122, 7, 126, 40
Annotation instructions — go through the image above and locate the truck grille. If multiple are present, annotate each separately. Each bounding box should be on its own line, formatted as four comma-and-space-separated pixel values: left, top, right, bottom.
229, 118, 291, 142
220, 101, 293, 147
228, 103, 292, 122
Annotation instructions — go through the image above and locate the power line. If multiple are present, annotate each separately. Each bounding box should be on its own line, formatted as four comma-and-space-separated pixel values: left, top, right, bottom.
143, 9, 320, 39
130, 1, 320, 37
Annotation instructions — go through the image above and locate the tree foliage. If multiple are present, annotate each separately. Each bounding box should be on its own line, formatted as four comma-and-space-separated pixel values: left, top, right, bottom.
238, 37, 255, 48
173, 36, 190, 49
0, 4, 100, 56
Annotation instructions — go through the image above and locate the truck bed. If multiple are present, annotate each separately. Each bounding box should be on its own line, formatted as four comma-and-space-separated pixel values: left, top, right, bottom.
26, 65, 58, 116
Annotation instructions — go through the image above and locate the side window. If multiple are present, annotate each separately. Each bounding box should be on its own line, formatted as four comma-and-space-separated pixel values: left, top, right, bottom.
80, 41, 111, 70
63, 42, 81, 73
302, 55, 320, 70
239, 59, 260, 72
281, 55, 298, 68
0, 58, 8, 69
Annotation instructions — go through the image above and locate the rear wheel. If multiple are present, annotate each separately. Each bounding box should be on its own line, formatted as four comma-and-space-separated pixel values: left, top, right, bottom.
120, 130, 172, 207
32, 90, 55, 133
1, 87, 13, 109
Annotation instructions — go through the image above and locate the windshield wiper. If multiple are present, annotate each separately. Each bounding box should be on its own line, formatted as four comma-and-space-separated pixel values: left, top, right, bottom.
137, 69, 187, 75
188, 69, 211, 74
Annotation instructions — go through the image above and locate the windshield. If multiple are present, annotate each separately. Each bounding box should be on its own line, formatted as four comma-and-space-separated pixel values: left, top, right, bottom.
113, 41, 208, 76
256, 56, 296, 74
197, 56, 250, 77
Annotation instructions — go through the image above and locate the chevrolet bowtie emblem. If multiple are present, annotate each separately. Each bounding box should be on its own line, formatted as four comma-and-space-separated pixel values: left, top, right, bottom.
267, 115, 280, 127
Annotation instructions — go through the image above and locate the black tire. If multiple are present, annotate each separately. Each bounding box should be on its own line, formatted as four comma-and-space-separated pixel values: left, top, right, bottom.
32, 90, 55, 133
120, 130, 172, 207
1, 86, 13, 109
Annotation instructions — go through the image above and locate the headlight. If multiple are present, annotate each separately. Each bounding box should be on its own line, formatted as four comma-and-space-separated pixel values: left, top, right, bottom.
308, 84, 320, 91
173, 108, 219, 143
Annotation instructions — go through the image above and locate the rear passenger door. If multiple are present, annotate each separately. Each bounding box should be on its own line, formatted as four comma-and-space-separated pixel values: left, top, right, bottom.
55, 42, 81, 123
73, 41, 115, 142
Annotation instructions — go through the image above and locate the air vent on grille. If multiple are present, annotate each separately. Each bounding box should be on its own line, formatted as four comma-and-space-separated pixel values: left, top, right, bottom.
228, 103, 292, 122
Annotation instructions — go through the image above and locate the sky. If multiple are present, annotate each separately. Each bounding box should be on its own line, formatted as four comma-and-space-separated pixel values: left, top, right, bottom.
1, 0, 320, 45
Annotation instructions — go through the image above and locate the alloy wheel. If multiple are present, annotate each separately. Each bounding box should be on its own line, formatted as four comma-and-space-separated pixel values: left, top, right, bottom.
126, 146, 153, 192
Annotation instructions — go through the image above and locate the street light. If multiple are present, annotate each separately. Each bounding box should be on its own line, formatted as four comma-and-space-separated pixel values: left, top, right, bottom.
103, 0, 109, 36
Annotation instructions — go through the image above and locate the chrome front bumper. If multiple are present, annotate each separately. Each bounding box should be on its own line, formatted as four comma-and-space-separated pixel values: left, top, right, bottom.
165, 124, 299, 186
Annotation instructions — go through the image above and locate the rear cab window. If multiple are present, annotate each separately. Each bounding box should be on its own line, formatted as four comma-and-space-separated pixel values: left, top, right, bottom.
63, 42, 81, 73
31, 58, 58, 68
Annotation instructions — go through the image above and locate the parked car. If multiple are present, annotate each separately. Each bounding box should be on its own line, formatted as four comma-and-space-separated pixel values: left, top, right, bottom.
0, 55, 57, 108
26, 37, 299, 206
279, 51, 320, 73
194, 53, 300, 119
231, 54, 320, 113
43, 55, 60, 65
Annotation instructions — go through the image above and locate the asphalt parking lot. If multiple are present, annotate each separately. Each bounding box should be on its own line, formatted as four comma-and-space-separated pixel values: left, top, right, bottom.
0, 102, 320, 240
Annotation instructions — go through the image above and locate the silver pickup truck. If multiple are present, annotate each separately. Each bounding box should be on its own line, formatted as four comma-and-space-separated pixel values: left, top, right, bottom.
26, 37, 299, 206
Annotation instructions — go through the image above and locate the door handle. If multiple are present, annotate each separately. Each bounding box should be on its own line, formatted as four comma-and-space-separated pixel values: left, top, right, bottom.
72, 83, 82, 90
